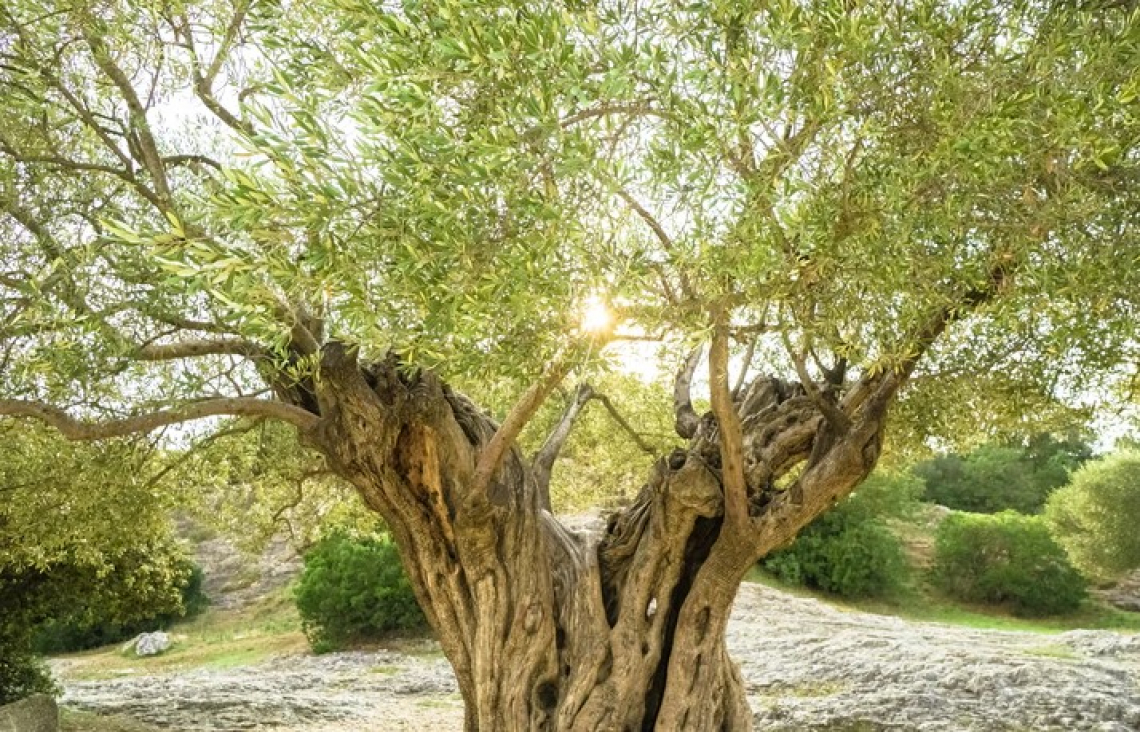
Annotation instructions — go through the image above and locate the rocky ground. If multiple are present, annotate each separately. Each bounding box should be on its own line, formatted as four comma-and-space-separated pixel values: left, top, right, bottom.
53, 581, 1140, 731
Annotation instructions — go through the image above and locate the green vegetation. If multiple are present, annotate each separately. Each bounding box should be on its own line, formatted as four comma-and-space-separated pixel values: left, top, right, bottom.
931, 511, 1086, 617
0, 649, 56, 706
33, 561, 208, 654
761, 470, 919, 598
748, 561, 1140, 635
518, 373, 676, 512
294, 532, 427, 653
56, 588, 306, 682
1, 0, 1139, 725
914, 434, 1092, 514
61, 709, 163, 732
1046, 450, 1140, 582
763, 512, 907, 599
0, 425, 203, 704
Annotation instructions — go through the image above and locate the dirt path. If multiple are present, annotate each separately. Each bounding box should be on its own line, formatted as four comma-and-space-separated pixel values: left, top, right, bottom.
54, 582, 1140, 731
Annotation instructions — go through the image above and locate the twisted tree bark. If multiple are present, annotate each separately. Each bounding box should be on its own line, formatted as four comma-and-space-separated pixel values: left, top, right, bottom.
294, 340, 895, 731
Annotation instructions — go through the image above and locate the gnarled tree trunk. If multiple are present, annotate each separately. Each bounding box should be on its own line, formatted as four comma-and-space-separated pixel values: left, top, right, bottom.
299, 342, 892, 731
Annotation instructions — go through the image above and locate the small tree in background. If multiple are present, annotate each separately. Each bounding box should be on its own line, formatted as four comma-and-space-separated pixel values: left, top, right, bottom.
31, 560, 208, 654
915, 434, 1092, 514
0, 425, 192, 703
1045, 450, 1140, 582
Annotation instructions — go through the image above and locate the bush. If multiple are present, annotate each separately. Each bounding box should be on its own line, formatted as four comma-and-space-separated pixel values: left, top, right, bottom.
763, 508, 909, 598
31, 561, 209, 655
931, 511, 1085, 616
0, 640, 56, 706
294, 531, 427, 652
1045, 450, 1140, 581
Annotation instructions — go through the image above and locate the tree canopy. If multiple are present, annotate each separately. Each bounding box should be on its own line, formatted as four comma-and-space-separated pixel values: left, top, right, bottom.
3, 1, 1140, 728
1, 0, 1137, 439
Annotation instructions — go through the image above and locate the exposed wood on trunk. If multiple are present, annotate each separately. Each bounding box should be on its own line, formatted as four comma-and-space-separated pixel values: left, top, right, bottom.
673, 345, 703, 439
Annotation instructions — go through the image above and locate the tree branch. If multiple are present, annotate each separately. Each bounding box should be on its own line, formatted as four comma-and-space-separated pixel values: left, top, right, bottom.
163, 154, 224, 172
471, 346, 573, 498
203, 0, 252, 88
0, 397, 320, 440
842, 259, 1016, 420
79, 18, 172, 202
135, 338, 264, 361
732, 337, 758, 399
616, 187, 695, 300
593, 393, 657, 456
559, 102, 672, 130
784, 334, 850, 432
531, 383, 595, 509
673, 345, 703, 439
708, 312, 748, 530
616, 188, 674, 250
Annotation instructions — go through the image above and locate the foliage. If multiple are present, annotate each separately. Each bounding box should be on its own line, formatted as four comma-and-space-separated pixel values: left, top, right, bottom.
166, 420, 375, 553
31, 561, 208, 654
1045, 450, 1140, 582
1, 0, 1140, 715
0, 424, 192, 702
842, 469, 926, 522
761, 470, 918, 598
294, 531, 427, 652
0, 643, 56, 706
0, 423, 178, 572
931, 511, 1086, 617
0, 0, 1136, 445
914, 434, 1093, 514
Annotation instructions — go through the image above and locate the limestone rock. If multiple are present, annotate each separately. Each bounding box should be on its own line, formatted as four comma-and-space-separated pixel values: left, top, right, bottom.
132, 632, 171, 657
1093, 570, 1140, 613
0, 694, 58, 732
52, 583, 1140, 731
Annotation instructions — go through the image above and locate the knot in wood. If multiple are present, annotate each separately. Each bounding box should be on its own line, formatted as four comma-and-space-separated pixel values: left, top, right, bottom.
523, 600, 543, 633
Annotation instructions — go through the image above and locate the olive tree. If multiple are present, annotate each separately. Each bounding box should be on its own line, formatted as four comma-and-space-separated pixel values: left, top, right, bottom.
2, 0, 1138, 728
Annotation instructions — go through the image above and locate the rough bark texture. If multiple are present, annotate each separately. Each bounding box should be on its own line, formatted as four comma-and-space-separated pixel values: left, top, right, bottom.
283, 341, 896, 732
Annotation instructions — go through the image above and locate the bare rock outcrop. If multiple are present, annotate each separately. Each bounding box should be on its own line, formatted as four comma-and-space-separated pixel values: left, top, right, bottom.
54, 582, 1140, 731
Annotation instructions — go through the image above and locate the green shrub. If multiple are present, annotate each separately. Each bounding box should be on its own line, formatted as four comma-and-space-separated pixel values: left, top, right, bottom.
31, 561, 209, 655
294, 531, 427, 652
761, 470, 917, 599
762, 505, 909, 599
931, 510, 1085, 616
0, 638, 56, 706
1045, 450, 1140, 581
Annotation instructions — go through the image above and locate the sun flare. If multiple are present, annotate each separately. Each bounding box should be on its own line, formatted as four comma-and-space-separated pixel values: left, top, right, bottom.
580, 294, 614, 335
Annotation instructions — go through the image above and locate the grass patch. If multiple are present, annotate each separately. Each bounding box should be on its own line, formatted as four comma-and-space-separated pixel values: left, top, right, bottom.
1022, 643, 1078, 661
53, 586, 308, 681
771, 680, 848, 698
745, 566, 1140, 635
61, 709, 163, 732
368, 665, 401, 675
